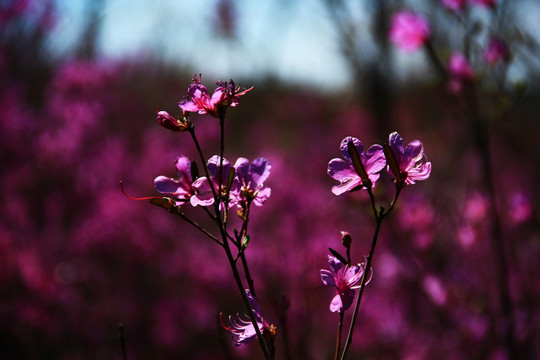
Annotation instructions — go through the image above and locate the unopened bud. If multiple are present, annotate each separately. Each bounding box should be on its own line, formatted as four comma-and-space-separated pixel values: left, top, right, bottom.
156, 109, 190, 132
341, 231, 352, 249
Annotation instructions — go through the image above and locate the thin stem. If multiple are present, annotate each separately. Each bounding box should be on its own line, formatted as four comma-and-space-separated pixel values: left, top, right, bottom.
118, 323, 128, 360
176, 211, 221, 245
340, 207, 383, 360
334, 310, 344, 360
189, 126, 219, 204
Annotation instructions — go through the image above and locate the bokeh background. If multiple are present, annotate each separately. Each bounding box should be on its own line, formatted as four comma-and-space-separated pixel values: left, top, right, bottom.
1, 0, 539, 359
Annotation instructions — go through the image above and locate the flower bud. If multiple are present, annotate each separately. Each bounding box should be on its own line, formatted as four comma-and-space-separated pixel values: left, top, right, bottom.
156, 109, 190, 132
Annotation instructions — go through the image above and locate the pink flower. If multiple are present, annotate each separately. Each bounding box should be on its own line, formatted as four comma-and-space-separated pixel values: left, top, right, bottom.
190, 155, 237, 208
327, 136, 386, 195
389, 11, 430, 52
154, 155, 195, 205
441, 0, 467, 12
178, 74, 253, 118
320, 255, 369, 313
221, 290, 275, 346
230, 157, 272, 208
385, 132, 431, 186
448, 53, 474, 80
484, 37, 510, 65
447, 53, 474, 94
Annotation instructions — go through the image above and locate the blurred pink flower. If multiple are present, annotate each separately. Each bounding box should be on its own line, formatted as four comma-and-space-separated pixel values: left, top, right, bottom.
441, 0, 467, 12
327, 136, 386, 195
470, 0, 497, 8
386, 132, 432, 186
447, 53, 474, 94
484, 37, 510, 65
178, 74, 252, 118
320, 255, 369, 313
389, 11, 430, 52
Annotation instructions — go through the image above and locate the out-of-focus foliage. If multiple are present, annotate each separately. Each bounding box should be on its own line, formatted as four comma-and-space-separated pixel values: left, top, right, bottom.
1, 0, 539, 359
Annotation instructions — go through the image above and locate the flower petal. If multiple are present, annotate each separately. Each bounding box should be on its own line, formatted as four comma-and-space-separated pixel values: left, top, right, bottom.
340, 136, 364, 161
249, 158, 271, 188
321, 269, 336, 286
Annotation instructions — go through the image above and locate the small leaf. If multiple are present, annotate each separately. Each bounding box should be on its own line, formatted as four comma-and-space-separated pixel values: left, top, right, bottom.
241, 235, 250, 250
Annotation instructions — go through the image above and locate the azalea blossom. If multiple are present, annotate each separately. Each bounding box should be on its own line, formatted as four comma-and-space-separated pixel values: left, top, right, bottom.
221, 289, 276, 346
320, 255, 369, 313
389, 11, 430, 52
484, 37, 510, 65
190, 155, 237, 208
231, 157, 272, 208
154, 155, 195, 205
447, 52, 474, 94
327, 136, 386, 195
386, 132, 432, 186
178, 74, 253, 118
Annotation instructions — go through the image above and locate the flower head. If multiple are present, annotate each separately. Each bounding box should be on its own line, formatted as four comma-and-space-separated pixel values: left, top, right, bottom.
154, 155, 195, 205
221, 289, 276, 346
385, 132, 431, 187
484, 37, 510, 65
178, 74, 253, 118
389, 11, 430, 52
190, 155, 237, 208
327, 136, 386, 195
230, 157, 272, 209
320, 255, 369, 313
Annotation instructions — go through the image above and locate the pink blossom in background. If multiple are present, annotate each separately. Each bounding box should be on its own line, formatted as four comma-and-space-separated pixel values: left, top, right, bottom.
441, 0, 467, 12
470, 0, 497, 9
484, 37, 510, 65
389, 11, 430, 52
447, 53, 474, 93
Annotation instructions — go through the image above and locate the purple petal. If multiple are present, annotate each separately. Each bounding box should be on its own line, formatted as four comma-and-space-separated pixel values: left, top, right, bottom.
363, 144, 386, 174
327, 158, 357, 182
154, 176, 185, 195
403, 140, 424, 169
207, 155, 230, 182
174, 155, 192, 183
406, 160, 432, 184
340, 291, 355, 311
249, 158, 271, 188
253, 187, 271, 206
339, 136, 364, 161
328, 255, 344, 274
321, 269, 336, 286
329, 294, 343, 313
234, 157, 250, 181
190, 177, 215, 206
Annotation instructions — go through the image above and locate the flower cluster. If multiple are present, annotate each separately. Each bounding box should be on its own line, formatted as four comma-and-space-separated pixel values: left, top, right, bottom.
154, 155, 271, 210
177, 74, 253, 118
328, 132, 431, 193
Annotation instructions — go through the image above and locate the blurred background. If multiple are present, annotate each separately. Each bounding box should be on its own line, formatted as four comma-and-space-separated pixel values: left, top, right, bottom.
1, 0, 539, 359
